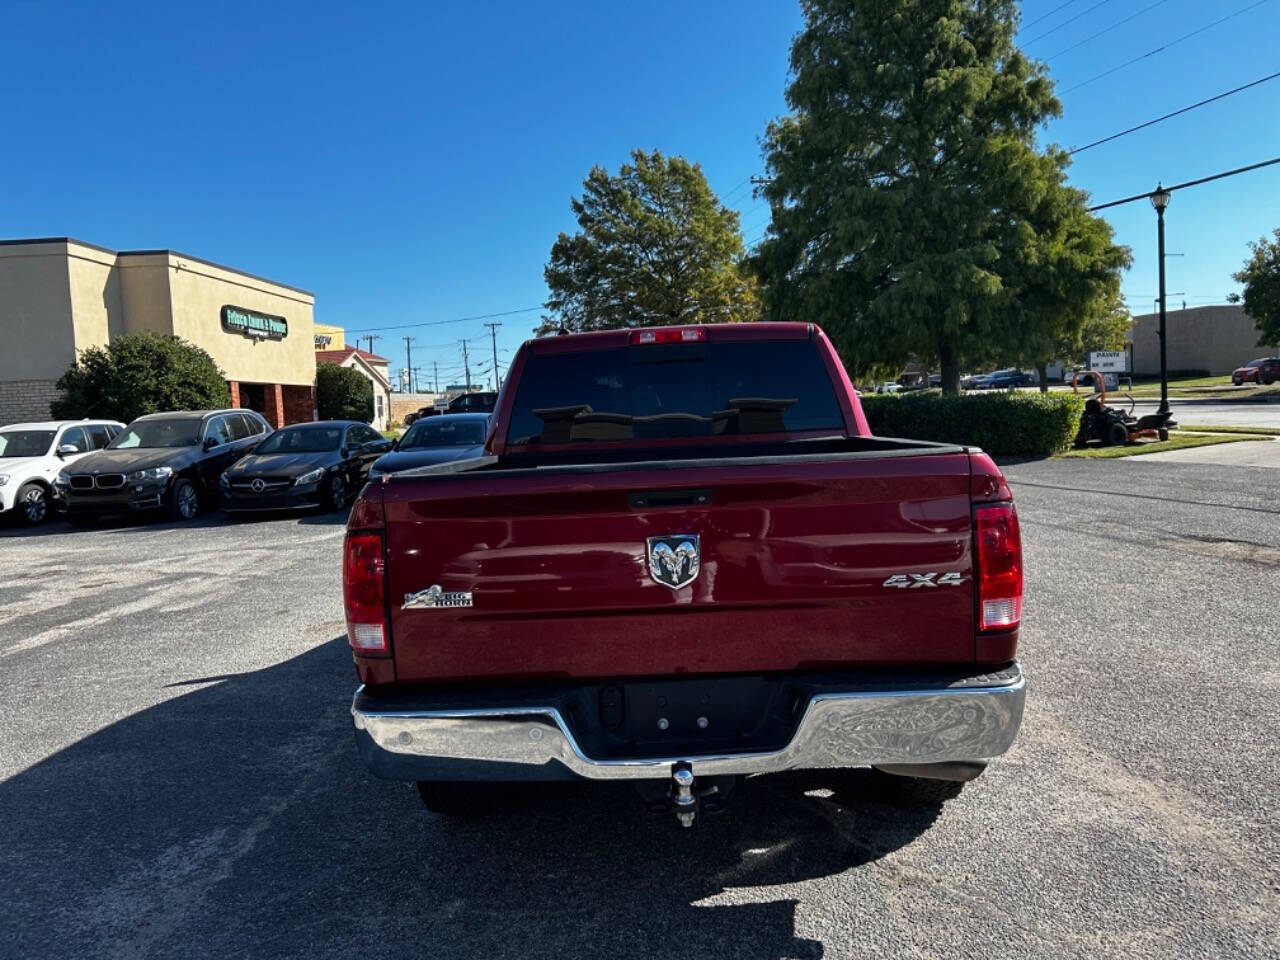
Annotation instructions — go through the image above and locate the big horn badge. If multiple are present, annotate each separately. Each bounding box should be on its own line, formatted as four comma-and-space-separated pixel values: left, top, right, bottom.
646, 534, 701, 590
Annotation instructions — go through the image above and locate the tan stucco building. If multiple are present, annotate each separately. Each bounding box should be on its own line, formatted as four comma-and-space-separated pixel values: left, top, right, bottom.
0, 237, 317, 426
1127, 304, 1279, 376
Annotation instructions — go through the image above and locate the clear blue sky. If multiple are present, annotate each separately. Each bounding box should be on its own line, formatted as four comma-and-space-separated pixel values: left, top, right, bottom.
3, 1, 1278, 386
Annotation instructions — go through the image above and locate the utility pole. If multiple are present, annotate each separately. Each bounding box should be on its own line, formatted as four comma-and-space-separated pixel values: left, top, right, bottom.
411, 367, 423, 394
403, 337, 415, 395
483, 322, 502, 389
362, 334, 381, 356
433, 360, 439, 394
461, 340, 472, 391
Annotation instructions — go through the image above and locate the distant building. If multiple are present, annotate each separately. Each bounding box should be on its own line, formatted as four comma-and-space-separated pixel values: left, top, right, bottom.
0, 237, 316, 426
315, 345, 393, 430
1127, 304, 1278, 376
313, 322, 345, 350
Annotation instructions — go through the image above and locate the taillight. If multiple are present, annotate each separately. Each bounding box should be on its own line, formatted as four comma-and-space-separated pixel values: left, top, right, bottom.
975, 503, 1022, 631
344, 532, 388, 655
630, 327, 707, 345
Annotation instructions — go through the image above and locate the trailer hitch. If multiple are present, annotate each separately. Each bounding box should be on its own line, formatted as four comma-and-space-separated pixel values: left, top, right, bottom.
668, 762, 724, 827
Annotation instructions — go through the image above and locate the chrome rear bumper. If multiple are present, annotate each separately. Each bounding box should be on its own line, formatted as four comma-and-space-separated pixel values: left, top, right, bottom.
351, 662, 1025, 782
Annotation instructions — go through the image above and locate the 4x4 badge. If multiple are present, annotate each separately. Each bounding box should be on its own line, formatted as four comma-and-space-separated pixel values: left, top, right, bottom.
647, 535, 700, 590
883, 572, 965, 589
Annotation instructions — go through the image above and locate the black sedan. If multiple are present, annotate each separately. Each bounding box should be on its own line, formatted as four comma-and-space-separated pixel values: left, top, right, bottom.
220, 421, 392, 513
369, 413, 489, 477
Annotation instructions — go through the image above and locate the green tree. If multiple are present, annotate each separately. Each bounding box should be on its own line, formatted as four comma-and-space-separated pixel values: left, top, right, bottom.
51, 332, 229, 422
316, 363, 373, 422
1233, 228, 1280, 347
540, 149, 759, 334
754, 0, 1129, 394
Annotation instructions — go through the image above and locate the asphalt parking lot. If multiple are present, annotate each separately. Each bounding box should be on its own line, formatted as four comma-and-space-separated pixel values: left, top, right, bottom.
1, 462, 1278, 960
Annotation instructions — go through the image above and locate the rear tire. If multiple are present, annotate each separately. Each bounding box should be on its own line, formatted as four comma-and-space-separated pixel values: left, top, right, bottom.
869, 768, 967, 805
1107, 422, 1130, 446
16, 482, 51, 525
1263, 370, 1276, 386
415, 781, 518, 817
170, 479, 199, 521
1158, 428, 1169, 441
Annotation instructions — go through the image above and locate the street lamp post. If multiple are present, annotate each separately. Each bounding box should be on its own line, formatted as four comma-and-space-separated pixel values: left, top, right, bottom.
1150, 184, 1172, 419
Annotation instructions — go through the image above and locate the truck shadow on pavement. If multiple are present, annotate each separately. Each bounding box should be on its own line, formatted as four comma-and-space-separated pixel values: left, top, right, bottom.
0, 638, 950, 960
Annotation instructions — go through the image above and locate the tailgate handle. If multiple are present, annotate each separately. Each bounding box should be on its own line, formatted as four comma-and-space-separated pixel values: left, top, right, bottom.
628, 488, 714, 509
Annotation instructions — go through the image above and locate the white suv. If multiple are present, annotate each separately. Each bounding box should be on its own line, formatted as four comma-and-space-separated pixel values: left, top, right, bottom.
0, 420, 125, 524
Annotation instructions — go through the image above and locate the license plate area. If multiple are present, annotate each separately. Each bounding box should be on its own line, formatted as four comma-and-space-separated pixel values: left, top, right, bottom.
568, 675, 800, 760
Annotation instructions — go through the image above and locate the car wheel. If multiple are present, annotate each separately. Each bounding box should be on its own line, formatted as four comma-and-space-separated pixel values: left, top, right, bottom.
1107, 422, 1130, 446
869, 768, 968, 805
325, 473, 347, 511
415, 781, 523, 817
1263, 370, 1276, 386
1158, 428, 1169, 441
16, 482, 51, 525
171, 479, 199, 521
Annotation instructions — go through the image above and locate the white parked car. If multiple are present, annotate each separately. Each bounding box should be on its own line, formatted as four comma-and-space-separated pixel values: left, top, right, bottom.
0, 420, 124, 524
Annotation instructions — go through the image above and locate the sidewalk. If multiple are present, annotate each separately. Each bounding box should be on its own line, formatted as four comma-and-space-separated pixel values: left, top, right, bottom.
1117, 437, 1280, 469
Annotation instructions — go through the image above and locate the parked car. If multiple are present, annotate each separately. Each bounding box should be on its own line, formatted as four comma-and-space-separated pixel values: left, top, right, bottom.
445, 391, 498, 414
969, 369, 1031, 390
55, 409, 271, 524
874, 381, 902, 394
345, 322, 1025, 824
0, 419, 124, 524
221, 420, 391, 513
1232, 357, 1280, 386
368, 413, 489, 478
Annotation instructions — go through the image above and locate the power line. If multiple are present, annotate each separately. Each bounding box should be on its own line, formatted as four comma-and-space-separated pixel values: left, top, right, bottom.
1069, 70, 1280, 154
1088, 155, 1280, 211
348, 305, 542, 334
1022, 0, 1112, 46
1022, 0, 1082, 31
1061, 0, 1272, 94
719, 176, 755, 204
1046, 0, 1171, 61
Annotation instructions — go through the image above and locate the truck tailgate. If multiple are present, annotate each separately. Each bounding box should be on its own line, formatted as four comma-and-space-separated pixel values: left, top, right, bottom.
382, 452, 976, 683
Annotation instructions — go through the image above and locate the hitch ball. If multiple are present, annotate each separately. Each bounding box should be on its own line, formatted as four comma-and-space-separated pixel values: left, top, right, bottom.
672, 764, 697, 828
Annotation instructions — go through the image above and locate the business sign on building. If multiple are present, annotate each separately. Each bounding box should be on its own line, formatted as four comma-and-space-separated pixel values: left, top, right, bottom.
221, 305, 287, 341
1088, 350, 1128, 373
314, 334, 333, 349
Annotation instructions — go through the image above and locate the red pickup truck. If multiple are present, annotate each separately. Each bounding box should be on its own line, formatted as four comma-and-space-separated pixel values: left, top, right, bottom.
345, 323, 1025, 825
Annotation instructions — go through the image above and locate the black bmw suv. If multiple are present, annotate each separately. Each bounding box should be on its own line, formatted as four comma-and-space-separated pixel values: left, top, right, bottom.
55, 409, 272, 524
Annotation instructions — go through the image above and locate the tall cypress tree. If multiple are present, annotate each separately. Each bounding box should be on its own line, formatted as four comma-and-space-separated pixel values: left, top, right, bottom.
755, 0, 1129, 393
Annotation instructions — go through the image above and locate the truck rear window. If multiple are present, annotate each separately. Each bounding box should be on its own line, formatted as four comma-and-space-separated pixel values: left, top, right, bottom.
507, 339, 844, 445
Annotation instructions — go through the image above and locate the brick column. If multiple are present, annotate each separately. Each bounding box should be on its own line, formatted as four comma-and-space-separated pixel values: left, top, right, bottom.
264, 383, 285, 428
228, 381, 241, 408
282, 385, 316, 425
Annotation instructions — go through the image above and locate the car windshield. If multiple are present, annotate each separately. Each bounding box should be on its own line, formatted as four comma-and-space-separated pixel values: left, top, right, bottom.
400, 418, 487, 448
0, 429, 55, 458
109, 419, 202, 449
254, 427, 343, 454
507, 339, 845, 445
1247, 359, 1264, 367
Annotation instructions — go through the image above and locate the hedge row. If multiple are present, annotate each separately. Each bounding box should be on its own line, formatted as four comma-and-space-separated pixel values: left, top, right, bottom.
859, 391, 1084, 458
